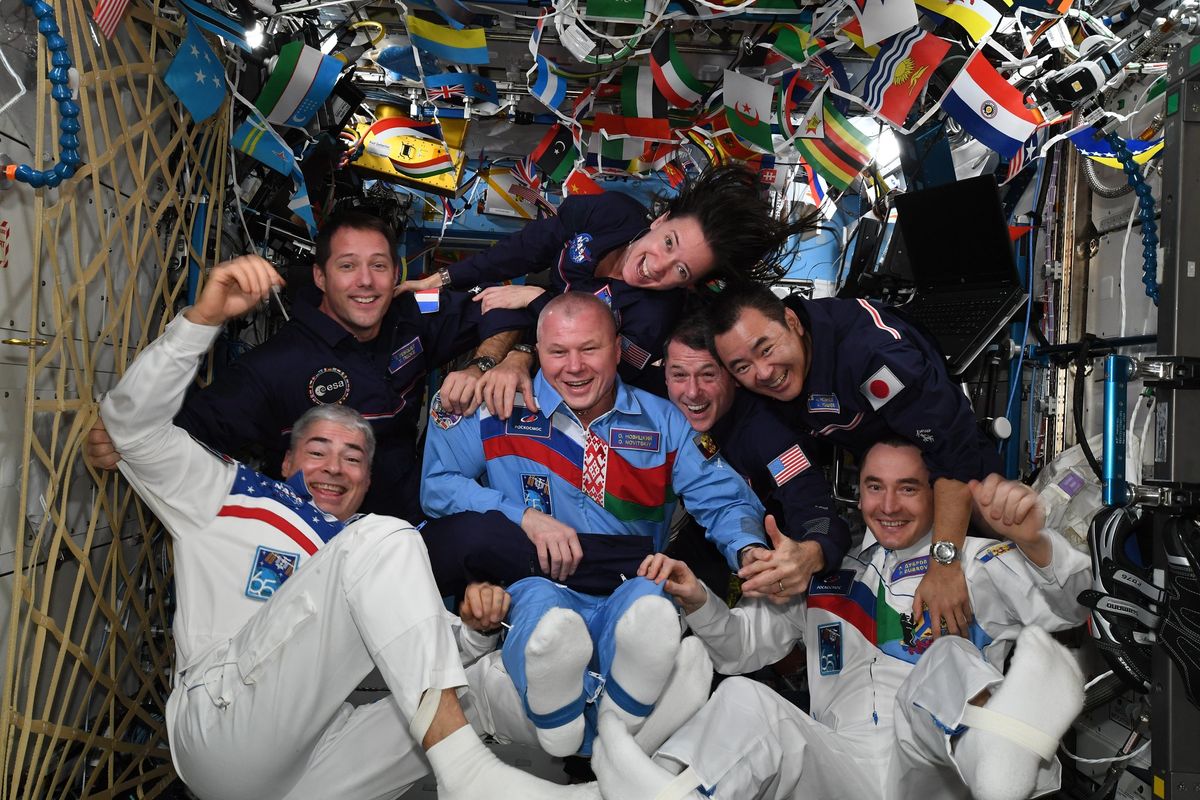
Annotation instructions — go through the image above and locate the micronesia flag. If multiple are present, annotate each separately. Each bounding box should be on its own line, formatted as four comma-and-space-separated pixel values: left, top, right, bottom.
164, 21, 227, 122
941, 51, 1041, 159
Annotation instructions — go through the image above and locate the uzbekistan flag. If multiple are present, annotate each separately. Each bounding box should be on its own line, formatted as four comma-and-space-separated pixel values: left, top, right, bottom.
650, 31, 707, 108
406, 15, 489, 64
941, 51, 1042, 159
255, 41, 344, 128
858, 28, 950, 128
723, 69, 776, 153
793, 94, 872, 191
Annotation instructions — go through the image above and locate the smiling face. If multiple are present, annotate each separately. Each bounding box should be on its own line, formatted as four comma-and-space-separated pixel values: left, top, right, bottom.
713, 306, 810, 401
281, 420, 371, 521
313, 227, 397, 342
858, 442, 934, 551
618, 213, 716, 291
664, 340, 736, 433
537, 300, 621, 425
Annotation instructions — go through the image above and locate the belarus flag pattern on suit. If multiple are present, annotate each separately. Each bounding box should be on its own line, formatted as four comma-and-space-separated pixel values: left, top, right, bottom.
941, 51, 1042, 159
857, 28, 950, 128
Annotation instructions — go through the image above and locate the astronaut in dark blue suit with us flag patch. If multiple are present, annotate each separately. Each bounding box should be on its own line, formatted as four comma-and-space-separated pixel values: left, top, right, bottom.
709, 283, 1002, 645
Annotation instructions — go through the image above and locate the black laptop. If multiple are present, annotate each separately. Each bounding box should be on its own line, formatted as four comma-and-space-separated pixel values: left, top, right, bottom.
891, 175, 1029, 375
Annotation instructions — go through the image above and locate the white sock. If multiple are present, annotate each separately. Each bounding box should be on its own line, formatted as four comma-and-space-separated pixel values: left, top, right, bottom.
524, 607, 592, 757
600, 595, 681, 735
956, 626, 1084, 800
634, 637, 713, 754
426, 726, 601, 800
593, 711, 703, 800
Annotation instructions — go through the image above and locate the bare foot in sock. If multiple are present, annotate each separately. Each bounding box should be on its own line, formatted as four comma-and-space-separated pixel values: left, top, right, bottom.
956, 626, 1084, 800
427, 726, 602, 800
525, 608, 592, 757
593, 711, 702, 800
634, 637, 713, 754
600, 595, 681, 735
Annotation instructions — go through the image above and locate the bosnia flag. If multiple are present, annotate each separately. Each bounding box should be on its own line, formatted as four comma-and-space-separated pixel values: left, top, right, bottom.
1069, 127, 1164, 169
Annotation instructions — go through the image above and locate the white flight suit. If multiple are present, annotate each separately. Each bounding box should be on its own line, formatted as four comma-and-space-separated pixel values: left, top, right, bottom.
101, 315, 497, 800
655, 529, 1091, 800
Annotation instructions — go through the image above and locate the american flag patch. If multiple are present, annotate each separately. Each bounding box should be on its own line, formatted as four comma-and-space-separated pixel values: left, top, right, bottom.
93, 0, 130, 38
767, 444, 810, 487
620, 335, 651, 370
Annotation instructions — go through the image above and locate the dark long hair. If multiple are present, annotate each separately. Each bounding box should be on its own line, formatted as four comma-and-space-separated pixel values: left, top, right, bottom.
651, 164, 819, 285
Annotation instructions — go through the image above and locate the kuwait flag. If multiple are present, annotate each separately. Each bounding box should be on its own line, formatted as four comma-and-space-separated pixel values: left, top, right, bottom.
723, 70, 775, 154
616, 66, 672, 140
255, 41, 344, 128
792, 94, 872, 191
941, 51, 1041, 159
650, 31, 707, 108
858, 28, 950, 129
531, 124, 578, 182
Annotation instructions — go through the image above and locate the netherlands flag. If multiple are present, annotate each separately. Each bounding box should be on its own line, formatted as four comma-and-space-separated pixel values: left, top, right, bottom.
941, 52, 1042, 160
768, 444, 811, 487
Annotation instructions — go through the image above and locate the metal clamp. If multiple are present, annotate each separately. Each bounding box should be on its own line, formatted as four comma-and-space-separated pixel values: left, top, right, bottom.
2, 337, 48, 347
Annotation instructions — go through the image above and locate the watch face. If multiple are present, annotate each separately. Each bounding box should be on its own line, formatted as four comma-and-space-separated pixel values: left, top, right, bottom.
931, 541, 958, 564
473, 356, 497, 372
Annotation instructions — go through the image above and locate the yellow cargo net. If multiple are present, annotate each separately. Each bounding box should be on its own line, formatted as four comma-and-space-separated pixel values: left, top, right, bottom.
1, 0, 228, 796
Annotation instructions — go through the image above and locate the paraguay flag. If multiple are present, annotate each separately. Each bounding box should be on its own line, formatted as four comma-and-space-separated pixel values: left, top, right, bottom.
650, 30, 707, 108
941, 51, 1042, 159
857, 28, 950, 129
405, 15, 489, 64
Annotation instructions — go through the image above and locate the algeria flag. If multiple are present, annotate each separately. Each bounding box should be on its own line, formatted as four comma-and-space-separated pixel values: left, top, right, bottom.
723, 70, 775, 154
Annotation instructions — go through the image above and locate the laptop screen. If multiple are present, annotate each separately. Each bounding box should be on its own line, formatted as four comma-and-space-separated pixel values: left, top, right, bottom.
892, 175, 1018, 293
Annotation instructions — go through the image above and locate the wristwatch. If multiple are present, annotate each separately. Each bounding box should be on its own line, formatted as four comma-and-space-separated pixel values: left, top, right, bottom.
437, 266, 453, 288
468, 355, 497, 373
929, 540, 960, 566
512, 343, 536, 355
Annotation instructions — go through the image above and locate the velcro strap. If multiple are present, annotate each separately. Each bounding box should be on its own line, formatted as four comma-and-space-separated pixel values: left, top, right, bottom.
604, 676, 655, 718
409, 687, 442, 744
523, 691, 586, 729
960, 704, 1059, 761
654, 766, 702, 800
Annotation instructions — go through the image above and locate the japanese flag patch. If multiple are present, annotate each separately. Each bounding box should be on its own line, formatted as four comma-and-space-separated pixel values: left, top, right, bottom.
860, 365, 905, 411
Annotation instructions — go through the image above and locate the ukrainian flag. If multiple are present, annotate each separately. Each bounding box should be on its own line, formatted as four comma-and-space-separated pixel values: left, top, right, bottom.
406, 16, 489, 65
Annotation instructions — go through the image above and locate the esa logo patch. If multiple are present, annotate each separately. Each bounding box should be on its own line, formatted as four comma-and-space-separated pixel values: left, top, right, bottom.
389, 336, 424, 374
246, 546, 300, 601
568, 233, 594, 264
522, 474, 553, 514
610, 428, 660, 452
818, 622, 843, 675
308, 367, 350, 404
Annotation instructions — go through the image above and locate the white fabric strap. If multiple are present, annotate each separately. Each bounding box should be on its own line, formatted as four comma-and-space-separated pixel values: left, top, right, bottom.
409, 687, 442, 744
654, 766, 702, 800
961, 704, 1060, 761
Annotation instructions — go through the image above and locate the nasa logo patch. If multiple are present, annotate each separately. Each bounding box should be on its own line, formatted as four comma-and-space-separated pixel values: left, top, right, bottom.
568, 233, 594, 264
308, 367, 351, 405
245, 545, 300, 601
521, 473, 553, 515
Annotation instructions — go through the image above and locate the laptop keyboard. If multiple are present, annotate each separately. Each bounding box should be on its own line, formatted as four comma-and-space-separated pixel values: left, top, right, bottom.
905, 296, 1009, 338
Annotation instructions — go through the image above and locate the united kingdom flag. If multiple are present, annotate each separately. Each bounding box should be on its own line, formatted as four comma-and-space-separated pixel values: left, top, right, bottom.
427, 83, 465, 101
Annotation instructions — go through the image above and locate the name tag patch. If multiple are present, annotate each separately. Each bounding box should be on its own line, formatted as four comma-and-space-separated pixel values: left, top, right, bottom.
246, 545, 300, 601
521, 474, 553, 515
506, 411, 552, 438
818, 622, 843, 676
610, 428, 660, 452
891, 555, 930, 582
808, 393, 841, 414
390, 336, 424, 374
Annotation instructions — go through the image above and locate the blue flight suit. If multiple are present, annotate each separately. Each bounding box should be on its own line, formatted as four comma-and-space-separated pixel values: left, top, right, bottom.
441, 192, 684, 384
708, 389, 851, 571
420, 372, 767, 750
773, 296, 1001, 481
175, 289, 520, 522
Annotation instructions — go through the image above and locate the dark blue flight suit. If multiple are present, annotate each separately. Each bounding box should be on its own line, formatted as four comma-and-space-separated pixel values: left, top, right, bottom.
774, 296, 1001, 482
442, 192, 684, 386
174, 289, 521, 522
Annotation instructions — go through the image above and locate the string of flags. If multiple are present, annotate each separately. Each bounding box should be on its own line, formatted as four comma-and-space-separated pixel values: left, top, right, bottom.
139, 0, 1164, 233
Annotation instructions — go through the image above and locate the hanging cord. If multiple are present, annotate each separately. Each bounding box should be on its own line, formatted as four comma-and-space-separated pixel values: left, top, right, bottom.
1105, 130, 1160, 305
1, 0, 82, 188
